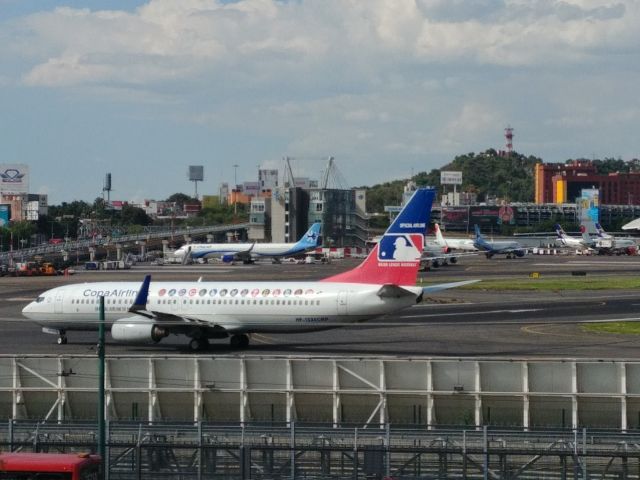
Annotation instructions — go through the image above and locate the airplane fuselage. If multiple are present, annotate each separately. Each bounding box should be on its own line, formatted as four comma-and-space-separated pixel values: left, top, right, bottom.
182, 242, 314, 260
22, 281, 422, 334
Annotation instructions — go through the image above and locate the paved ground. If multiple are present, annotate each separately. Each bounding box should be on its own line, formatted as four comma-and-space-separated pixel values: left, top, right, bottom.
2, 254, 640, 358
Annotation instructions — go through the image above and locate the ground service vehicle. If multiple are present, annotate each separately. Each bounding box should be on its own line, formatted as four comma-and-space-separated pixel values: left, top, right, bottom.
0, 452, 100, 479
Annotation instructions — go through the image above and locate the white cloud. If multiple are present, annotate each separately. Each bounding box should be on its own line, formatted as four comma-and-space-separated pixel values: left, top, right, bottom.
2, 0, 640, 200
3, 0, 637, 90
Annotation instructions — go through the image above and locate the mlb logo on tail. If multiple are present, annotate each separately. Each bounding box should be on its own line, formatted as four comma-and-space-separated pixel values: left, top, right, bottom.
378, 234, 424, 262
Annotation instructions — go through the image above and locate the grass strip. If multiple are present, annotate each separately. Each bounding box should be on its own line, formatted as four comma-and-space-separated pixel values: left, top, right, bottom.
452, 276, 640, 291
581, 322, 640, 335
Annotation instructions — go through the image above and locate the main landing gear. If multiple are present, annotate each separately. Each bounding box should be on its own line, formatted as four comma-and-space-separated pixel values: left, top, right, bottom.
230, 334, 250, 349
186, 333, 250, 351
188, 337, 210, 351
57, 334, 67, 345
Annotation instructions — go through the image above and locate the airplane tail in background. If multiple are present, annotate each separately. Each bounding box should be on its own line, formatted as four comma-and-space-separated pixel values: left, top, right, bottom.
434, 223, 447, 246
580, 225, 591, 243
595, 223, 611, 238
555, 224, 567, 238
294, 222, 322, 249
321, 188, 435, 286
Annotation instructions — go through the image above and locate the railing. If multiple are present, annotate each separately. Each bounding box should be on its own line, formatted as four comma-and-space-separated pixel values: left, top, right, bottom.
0, 223, 251, 263
2, 421, 640, 479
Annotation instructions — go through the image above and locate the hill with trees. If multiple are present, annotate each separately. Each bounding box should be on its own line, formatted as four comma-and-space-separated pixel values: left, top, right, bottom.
366, 151, 637, 213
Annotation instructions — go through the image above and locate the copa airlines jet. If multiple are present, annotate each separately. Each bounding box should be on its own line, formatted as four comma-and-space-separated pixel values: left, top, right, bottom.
473, 224, 527, 259
22, 189, 476, 350
174, 222, 322, 264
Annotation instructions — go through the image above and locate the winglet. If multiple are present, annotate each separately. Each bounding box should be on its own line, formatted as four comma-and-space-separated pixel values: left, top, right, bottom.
129, 275, 151, 312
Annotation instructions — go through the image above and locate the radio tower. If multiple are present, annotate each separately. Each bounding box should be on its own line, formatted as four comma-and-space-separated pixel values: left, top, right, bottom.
504, 126, 514, 156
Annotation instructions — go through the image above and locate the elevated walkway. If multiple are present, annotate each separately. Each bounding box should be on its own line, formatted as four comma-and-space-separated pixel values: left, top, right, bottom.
0, 223, 251, 263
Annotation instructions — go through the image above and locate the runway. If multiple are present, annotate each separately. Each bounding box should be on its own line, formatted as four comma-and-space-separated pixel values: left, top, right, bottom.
2, 255, 640, 358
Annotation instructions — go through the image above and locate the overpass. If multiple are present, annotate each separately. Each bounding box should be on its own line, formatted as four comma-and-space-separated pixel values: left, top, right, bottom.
0, 223, 251, 264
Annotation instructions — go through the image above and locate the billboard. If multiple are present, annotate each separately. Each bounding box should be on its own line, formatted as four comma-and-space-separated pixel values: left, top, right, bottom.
440, 171, 462, 185
470, 205, 518, 227
0, 204, 9, 227
189, 166, 204, 182
0, 164, 29, 194
578, 188, 599, 233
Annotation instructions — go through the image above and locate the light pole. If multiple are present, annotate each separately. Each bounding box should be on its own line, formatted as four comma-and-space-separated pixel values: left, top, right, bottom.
233, 164, 239, 215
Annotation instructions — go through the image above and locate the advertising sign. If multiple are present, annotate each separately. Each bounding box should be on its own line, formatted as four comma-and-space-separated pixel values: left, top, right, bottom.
0, 164, 29, 194
470, 205, 518, 227
578, 188, 599, 233
188, 165, 204, 182
440, 171, 462, 185
0, 204, 9, 226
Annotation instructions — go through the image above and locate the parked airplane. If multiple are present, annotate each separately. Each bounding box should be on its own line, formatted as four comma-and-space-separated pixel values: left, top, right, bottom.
554, 224, 591, 248
586, 223, 637, 255
433, 223, 477, 252
473, 225, 527, 259
22, 188, 477, 350
175, 222, 322, 264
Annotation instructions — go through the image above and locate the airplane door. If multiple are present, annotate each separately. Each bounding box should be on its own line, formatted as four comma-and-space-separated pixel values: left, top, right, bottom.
337, 291, 348, 315
54, 293, 64, 314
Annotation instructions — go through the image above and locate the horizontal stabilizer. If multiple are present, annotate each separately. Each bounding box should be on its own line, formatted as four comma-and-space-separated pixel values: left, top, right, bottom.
377, 284, 417, 298
422, 279, 480, 294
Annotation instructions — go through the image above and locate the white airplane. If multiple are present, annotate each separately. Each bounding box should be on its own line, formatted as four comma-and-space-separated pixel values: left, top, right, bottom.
22, 188, 477, 350
554, 224, 591, 248
433, 223, 477, 252
586, 223, 637, 255
174, 222, 322, 264
473, 225, 527, 259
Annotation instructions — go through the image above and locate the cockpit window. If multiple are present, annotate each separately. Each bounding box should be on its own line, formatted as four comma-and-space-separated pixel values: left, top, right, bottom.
36, 296, 45, 303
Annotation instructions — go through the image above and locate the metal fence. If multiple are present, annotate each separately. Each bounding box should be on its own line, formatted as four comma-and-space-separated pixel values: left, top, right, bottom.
2, 420, 640, 479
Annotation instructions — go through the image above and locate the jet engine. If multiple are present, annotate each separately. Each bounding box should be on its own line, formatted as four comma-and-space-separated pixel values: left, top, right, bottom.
111, 316, 168, 343
221, 254, 236, 263
515, 250, 527, 257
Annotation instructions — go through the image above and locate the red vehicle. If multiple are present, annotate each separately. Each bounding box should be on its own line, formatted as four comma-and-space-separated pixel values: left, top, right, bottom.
0, 452, 100, 479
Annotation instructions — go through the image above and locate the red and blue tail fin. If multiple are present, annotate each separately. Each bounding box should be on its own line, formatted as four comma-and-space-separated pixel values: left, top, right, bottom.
321, 188, 435, 286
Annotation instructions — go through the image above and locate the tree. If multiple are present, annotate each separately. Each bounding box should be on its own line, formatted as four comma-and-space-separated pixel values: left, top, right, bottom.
165, 193, 198, 209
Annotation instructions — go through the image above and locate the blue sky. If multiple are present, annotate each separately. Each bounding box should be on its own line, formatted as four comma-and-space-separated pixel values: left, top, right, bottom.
1, 0, 639, 203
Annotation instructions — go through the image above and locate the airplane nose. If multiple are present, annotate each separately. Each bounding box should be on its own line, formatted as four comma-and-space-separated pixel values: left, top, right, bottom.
22, 302, 34, 317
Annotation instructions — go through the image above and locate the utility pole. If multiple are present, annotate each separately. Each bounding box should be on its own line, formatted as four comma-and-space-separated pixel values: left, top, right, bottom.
98, 296, 106, 476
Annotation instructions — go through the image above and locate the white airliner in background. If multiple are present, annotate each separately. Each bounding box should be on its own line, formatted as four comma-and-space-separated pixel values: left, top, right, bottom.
554, 224, 591, 248
433, 223, 477, 252
584, 223, 637, 255
22, 188, 477, 350
174, 222, 322, 264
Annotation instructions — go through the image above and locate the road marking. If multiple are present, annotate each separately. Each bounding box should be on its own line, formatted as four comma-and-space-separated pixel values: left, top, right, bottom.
398, 308, 541, 319
251, 333, 274, 344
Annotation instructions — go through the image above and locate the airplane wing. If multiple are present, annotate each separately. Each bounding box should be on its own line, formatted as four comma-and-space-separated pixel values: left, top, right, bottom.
377, 280, 480, 298
231, 242, 255, 261
128, 275, 229, 334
